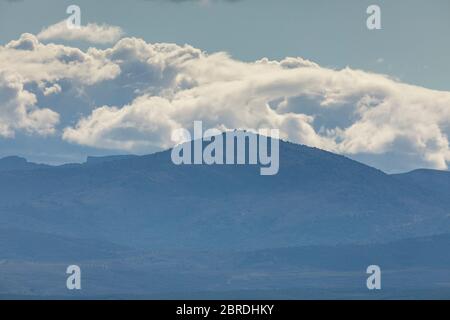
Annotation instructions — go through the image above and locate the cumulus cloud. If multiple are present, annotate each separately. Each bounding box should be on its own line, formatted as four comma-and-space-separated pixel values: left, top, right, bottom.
1, 33, 120, 85
37, 20, 124, 44
62, 38, 450, 171
1, 33, 450, 172
0, 72, 59, 137
64, 95, 179, 151
42, 83, 62, 96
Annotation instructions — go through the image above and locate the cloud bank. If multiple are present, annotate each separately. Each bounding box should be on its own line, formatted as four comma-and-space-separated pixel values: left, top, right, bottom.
1, 31, 450, 172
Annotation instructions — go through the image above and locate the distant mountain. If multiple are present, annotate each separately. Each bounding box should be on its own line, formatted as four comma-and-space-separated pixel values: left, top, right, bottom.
1, 135, 450, 298
0, 135, 449, 251
392, 169, 450, 207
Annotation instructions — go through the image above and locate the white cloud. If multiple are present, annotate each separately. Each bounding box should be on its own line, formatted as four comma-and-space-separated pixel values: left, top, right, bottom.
2, 33, 450, 172
63, 95, 179, 151
0, 72, 59, 137
37, 20, 124, 44
1, 33, 120, 85
42, 83, 62, 96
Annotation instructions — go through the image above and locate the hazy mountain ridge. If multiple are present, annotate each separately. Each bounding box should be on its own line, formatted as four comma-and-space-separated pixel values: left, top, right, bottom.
0, 156, 50, 172
0, 138, 449, 249
1, 137, 450, 298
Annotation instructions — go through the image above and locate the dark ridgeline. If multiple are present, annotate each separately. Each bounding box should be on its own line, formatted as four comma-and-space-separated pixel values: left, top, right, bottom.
0, 134, 449, 298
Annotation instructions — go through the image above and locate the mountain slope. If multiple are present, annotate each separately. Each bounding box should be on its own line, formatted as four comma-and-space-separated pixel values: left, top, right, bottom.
392, 169, 450, 207
0, 137, 449, 251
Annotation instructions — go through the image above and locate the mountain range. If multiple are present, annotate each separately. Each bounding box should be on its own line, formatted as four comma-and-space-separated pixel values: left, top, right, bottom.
1, 136, 449, 298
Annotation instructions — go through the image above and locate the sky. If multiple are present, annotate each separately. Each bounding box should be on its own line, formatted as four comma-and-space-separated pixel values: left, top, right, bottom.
0, 0, 449, 172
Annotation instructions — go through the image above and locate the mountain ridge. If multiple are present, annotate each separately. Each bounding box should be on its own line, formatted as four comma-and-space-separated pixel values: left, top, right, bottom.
1, 136, 450, 298
1, 136, 449, 250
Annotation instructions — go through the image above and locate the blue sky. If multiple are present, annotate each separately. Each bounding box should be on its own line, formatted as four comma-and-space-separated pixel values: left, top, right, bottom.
0, 0, 450, 172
